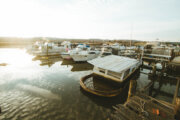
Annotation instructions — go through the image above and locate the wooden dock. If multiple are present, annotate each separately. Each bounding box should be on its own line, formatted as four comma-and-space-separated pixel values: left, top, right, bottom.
111, 93, 176, 120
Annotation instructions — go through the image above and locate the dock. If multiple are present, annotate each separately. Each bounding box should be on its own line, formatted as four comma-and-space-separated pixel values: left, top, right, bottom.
111, 93, 176, 120
111, 76, 180, 120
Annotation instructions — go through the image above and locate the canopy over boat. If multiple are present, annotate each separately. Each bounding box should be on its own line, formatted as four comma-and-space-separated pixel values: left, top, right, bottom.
88, 55, 140, 73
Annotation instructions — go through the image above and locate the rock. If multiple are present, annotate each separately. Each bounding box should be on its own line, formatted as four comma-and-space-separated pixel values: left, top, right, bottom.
0, 63, 8, 66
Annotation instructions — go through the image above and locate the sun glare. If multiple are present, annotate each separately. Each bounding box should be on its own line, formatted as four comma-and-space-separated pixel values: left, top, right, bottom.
0, 48, 33, 67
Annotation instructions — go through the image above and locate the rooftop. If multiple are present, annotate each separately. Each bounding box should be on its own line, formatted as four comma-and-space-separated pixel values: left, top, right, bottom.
88, 55, 140, 73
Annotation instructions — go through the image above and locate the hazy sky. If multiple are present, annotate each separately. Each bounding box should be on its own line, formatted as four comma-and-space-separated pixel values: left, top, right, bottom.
0, 0, 179, 41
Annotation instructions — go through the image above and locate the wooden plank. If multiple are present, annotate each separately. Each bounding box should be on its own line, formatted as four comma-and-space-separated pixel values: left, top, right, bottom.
113, 105, 143, 120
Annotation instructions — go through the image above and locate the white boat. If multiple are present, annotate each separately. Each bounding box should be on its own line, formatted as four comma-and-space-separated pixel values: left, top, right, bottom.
33, 41, 71, 56
88, 55, 141, 82
26, 41, 44, 54
61, 44, 90, 60
70, 50, 100, 62
100, 47, 112, 57
61, 52, 72, 60
111, 43, 120, 49
100, 51, 112, 57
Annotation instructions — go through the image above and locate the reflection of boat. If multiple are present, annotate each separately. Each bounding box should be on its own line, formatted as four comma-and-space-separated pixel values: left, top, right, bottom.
61, 59, 93, 71
71, 63, 93, 71
88, 55, 141, 83
70, 50, 100, 62
33, 56, 62, 67
80, 73, 129, 97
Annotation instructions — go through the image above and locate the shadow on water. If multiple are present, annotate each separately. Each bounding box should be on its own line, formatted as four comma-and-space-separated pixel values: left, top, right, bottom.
140, 67, 179, 103
61, 59, 93, 71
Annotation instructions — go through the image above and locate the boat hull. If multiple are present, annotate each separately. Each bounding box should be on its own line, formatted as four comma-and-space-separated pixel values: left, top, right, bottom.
61, 53, 72, 60
80, 73, 127, 97
71, 54, 99, 62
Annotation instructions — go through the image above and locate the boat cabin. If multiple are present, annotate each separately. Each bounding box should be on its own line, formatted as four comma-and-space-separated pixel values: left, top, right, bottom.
88, 55, 141, 82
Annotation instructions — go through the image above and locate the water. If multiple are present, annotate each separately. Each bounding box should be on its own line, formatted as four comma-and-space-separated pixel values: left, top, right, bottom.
0, 47, 178, 120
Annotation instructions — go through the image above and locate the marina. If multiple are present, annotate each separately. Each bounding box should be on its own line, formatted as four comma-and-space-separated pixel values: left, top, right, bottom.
0, 0, 180, 119
0, 41, 179, 120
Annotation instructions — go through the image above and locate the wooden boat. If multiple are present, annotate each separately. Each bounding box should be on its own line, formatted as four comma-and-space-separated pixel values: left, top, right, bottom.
88, 55, 141, 83
80, 73, 128, 97
80, 55, 141, 97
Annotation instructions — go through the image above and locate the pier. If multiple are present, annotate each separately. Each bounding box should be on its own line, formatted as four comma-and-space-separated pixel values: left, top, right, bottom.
111, 76, 180, 120
111, 93, 176, 120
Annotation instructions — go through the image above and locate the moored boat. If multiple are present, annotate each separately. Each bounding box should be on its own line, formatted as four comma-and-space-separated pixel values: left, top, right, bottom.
80, 73, 128, 97
88, 55, 141, 83
61, 44, 90, 60
80, 55, 141, 97
70, 50, 100, 62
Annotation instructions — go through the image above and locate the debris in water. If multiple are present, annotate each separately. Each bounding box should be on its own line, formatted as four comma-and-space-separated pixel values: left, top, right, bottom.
0, 63, 8, 66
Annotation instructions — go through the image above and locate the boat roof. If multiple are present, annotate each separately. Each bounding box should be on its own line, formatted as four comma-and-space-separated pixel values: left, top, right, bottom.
88, 55, 139, 73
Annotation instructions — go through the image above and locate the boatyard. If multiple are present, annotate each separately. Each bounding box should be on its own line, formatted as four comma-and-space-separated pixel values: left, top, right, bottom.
0, 39, 179, 120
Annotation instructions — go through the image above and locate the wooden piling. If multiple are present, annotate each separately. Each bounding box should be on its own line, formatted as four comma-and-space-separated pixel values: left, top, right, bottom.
173, 78, 180, 105
152, 63, 156, 76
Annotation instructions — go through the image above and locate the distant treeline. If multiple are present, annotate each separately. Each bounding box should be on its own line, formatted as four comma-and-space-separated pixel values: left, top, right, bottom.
0, 37, 179, 46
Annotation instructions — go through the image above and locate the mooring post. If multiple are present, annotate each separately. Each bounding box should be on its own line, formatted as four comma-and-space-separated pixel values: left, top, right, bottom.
160, 62, 165, 77
173, 78, 180, 105
152, 63, 156, 76
127, 80, 136, 101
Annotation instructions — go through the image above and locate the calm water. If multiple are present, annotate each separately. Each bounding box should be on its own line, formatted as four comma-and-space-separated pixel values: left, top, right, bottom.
0, 47, 178, 120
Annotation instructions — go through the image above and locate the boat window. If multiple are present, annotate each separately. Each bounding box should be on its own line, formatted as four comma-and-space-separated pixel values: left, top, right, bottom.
102, 52, 111, 56
99, 68, 105, 73
107, 71, 122, 79
89, 52, 96, 54
123, 69, 130, 79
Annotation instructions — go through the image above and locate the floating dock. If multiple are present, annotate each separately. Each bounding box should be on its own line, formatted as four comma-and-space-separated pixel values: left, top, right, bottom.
111, 93, 176, 120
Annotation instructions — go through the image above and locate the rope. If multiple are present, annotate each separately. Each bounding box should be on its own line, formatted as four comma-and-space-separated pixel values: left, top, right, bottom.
140, 100, 149, 119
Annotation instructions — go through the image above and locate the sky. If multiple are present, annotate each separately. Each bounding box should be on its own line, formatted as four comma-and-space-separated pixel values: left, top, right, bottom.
0, 0, 179, 41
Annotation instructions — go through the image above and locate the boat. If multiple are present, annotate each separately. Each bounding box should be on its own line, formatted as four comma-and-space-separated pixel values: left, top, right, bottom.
80, 73, 128, 97
100, 51, 112, 57
32, 41, 71, 56
70, 50, 100, 62
80, 55, 141, 97
61, 44, 89, 60
87, 55, 141, 83
26, 41, 44, 54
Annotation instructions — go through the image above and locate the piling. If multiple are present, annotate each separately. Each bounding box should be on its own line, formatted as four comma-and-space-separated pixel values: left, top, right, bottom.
152, 63, 156, 76
173, 78, 180, 105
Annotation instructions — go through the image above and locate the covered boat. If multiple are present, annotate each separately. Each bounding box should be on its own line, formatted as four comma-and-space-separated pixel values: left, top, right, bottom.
80, 55, 141, 97
88, 55, 141, 83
